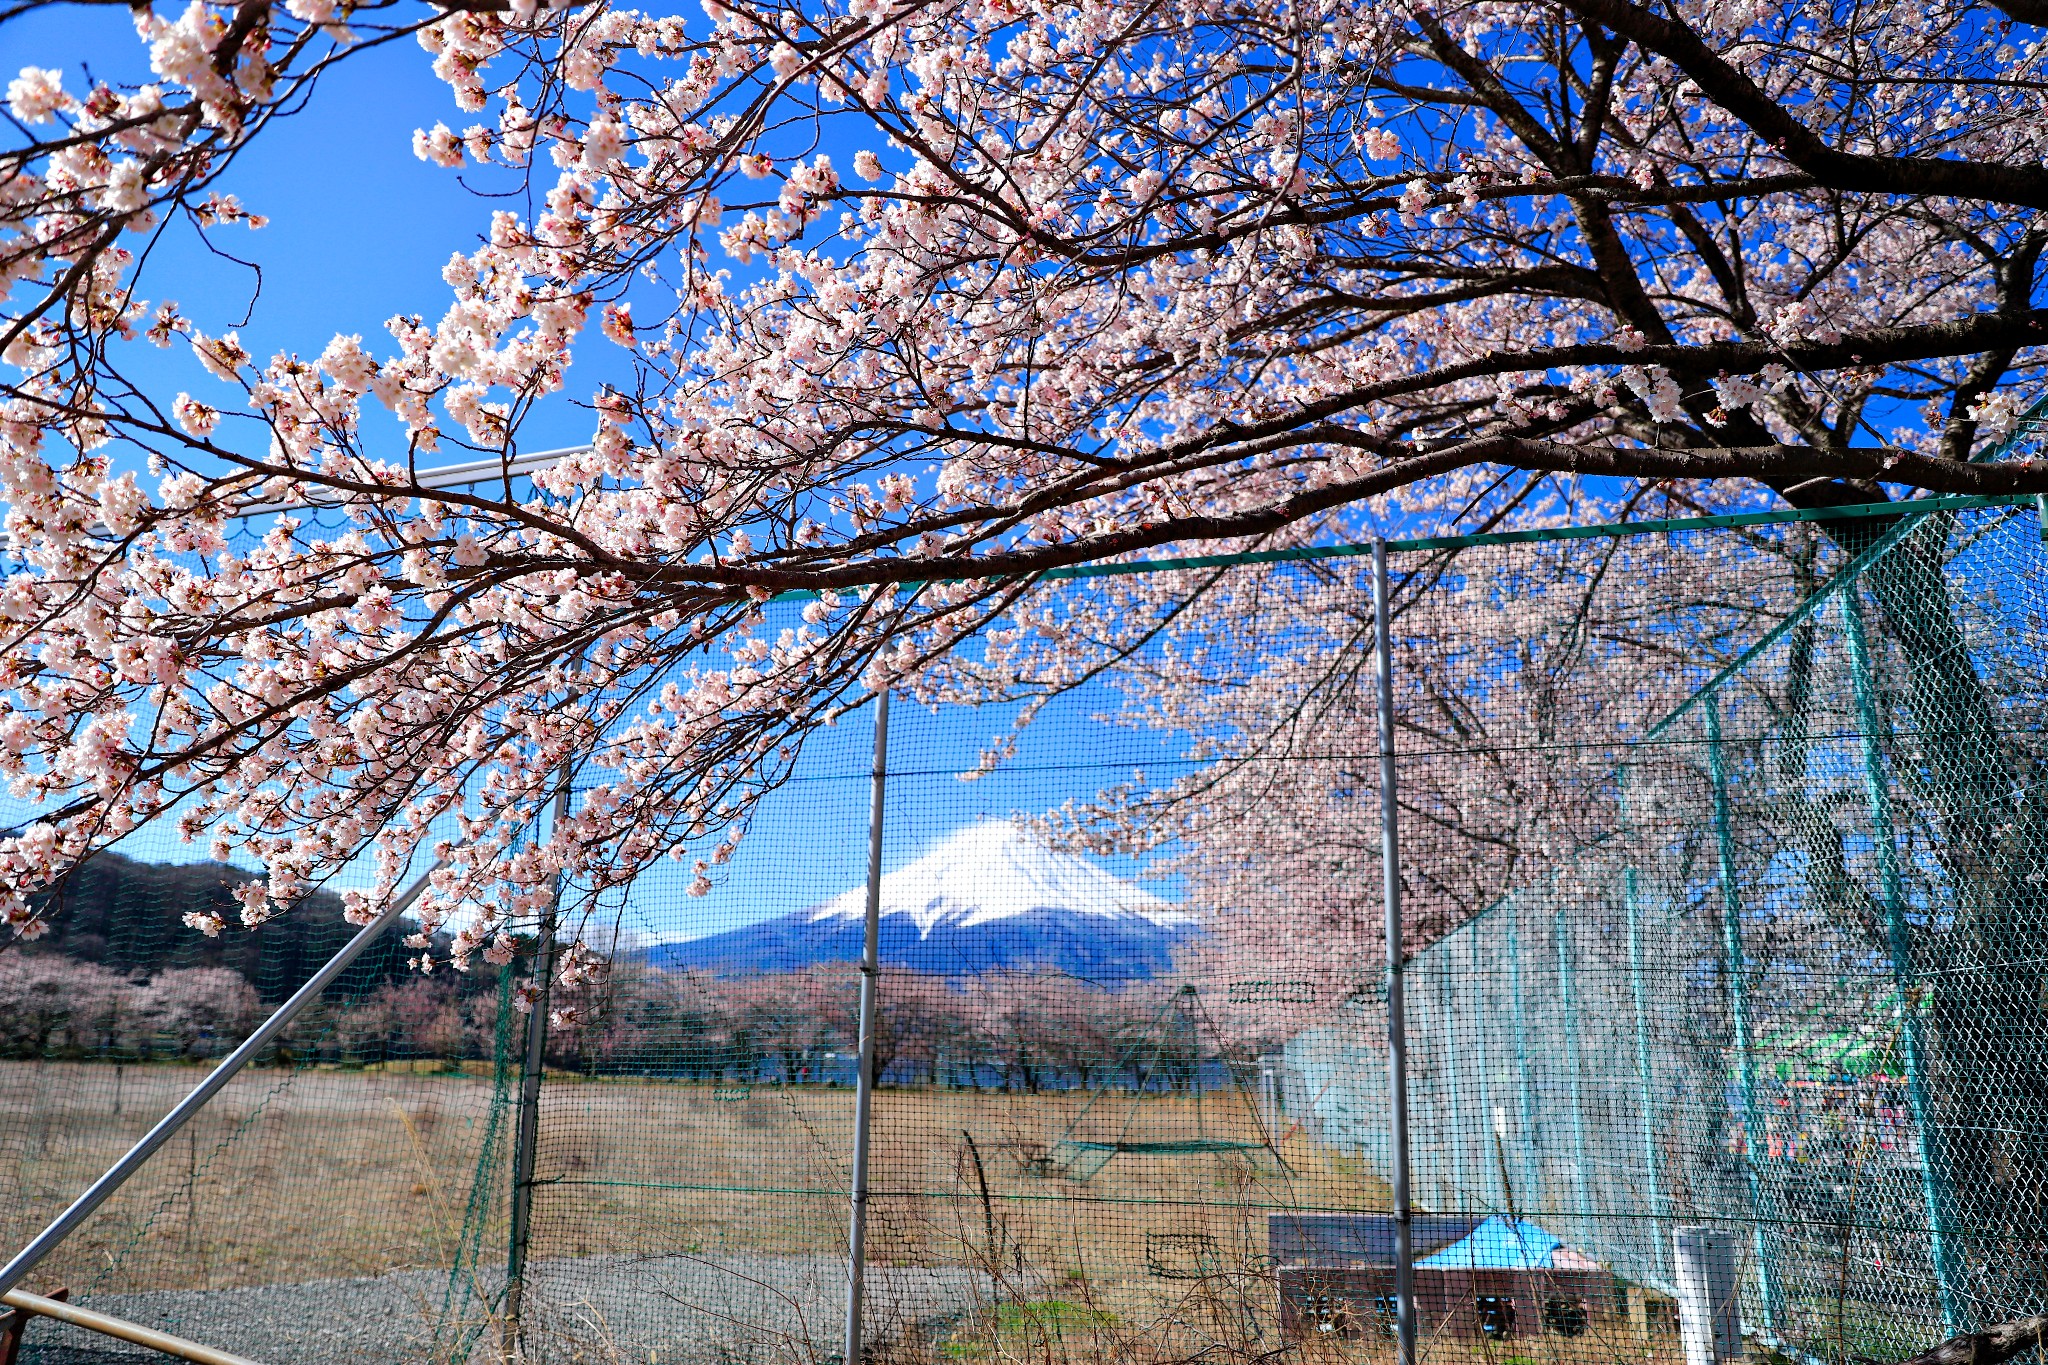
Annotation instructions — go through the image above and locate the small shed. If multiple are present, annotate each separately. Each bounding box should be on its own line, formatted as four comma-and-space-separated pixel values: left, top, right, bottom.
1272, 1213, 1613, 1341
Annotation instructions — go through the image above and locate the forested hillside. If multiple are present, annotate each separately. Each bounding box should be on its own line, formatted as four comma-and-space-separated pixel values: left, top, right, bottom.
22, 852, 412, 1001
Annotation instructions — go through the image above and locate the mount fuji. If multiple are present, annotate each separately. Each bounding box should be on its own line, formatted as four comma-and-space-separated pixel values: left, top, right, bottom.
646, 821, 1199, 981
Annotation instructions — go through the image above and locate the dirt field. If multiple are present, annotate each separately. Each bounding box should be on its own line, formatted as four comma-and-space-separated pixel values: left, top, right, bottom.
1, 1058, 503, 1295
520, 1072, 1388, 1359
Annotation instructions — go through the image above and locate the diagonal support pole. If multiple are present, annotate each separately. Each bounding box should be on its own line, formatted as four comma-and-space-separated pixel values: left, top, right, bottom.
3, 1288, 262, 1365
0, 861, 444, 1301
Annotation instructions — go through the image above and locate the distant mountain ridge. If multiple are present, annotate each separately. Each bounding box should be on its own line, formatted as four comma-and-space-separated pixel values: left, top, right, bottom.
647, 821, 1198, 980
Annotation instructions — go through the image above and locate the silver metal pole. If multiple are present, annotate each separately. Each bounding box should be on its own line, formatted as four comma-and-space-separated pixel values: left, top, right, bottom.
0, 862, 443, 1299
505, 770, 575, 1357
1373, 539, 1417, 1365
843, 689, 890, 1365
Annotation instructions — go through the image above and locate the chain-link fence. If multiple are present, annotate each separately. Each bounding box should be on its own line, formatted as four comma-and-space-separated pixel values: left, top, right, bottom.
1288, 499, 2048, 1364
4, 491, 2044, 1365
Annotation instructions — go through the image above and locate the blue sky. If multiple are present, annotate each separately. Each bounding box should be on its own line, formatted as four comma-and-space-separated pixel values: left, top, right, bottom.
83, 632, 1204, 942
0, 7, 623, 470
602, 673, 1200, 945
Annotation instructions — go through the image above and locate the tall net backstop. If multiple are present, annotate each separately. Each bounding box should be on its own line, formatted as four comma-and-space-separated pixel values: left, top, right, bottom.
3, 491, 2046, 1365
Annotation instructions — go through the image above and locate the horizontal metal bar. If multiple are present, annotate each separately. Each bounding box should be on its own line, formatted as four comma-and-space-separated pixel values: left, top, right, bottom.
754, 494, 2030, 603
1384, 492, 2023, 553
3, 1289, 265, 1365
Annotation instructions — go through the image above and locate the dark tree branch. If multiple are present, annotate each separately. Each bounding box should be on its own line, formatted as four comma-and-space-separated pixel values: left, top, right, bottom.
1558, 0, 2048, 209
1982, 0, 2048, 23
1894, 1316, 2048, 1365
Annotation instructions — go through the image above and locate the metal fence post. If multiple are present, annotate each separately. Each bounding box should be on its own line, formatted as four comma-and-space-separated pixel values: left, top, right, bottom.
1840, 588, 1965, 1334
1469, 924, 1501, 1212
1625, 867, 1670, 1278
1438, 958, 1468, 1211
1704, 690, 1783, 1332
1555, 909, 1597, 1257
843, 689, 891, 1365
1373, 539, 1417, 1365
505, 770, 574, 1359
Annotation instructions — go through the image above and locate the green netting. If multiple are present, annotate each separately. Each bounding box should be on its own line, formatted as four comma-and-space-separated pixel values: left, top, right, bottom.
6, 491, 2047, 1365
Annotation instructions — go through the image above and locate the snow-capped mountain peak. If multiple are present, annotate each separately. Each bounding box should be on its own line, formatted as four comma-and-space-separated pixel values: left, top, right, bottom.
647, 819, 1198, 980
807, 820, 1191, 938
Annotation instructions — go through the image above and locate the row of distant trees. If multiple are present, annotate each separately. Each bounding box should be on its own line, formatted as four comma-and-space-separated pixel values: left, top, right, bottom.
0, 848, 502, 1064
1, 941, 1274, 1092
0, 952, 496, 1064
553, 962, 1271, 1091
0, 955, 264, 1061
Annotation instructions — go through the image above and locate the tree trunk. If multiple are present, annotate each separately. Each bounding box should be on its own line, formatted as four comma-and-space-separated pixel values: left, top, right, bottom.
1893, 1314, 2048, 1365
1840, 513, 2048, 1323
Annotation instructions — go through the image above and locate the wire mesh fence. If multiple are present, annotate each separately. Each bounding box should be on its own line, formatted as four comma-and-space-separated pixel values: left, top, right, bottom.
2, 493, 2044, 1364
0, 839, 517, 1362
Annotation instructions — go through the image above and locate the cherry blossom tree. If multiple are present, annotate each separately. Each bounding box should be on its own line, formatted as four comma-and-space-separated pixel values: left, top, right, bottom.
1004, 518, 1796, 1028
0, 0, 2043, 983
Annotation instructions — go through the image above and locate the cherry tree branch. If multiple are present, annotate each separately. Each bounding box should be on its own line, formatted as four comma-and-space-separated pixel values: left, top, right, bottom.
1559, 0, 2048, 208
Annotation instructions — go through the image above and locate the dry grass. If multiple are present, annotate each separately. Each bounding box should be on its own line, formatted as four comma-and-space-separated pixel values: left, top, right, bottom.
517, 1073, 1386, 1359
0, 1058, 502, 1295
1, 1061, 1675, 1365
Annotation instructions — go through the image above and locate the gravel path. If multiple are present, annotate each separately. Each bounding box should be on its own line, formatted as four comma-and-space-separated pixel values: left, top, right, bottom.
19, 1255, 1011, 1364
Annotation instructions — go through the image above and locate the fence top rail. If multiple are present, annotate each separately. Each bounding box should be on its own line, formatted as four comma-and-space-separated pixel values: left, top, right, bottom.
749, 494, 2033, 605
837, 397, 2048, 592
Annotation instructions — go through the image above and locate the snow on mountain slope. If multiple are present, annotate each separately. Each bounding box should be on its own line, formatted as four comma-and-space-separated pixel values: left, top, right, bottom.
647, 820, 1197, 980
805, 820, 1194, 935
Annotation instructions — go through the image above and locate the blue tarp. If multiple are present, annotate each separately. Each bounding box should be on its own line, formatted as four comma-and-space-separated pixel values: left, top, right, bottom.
1268, 1214, 1484, 1266
1415, 1216, 1564, 1270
